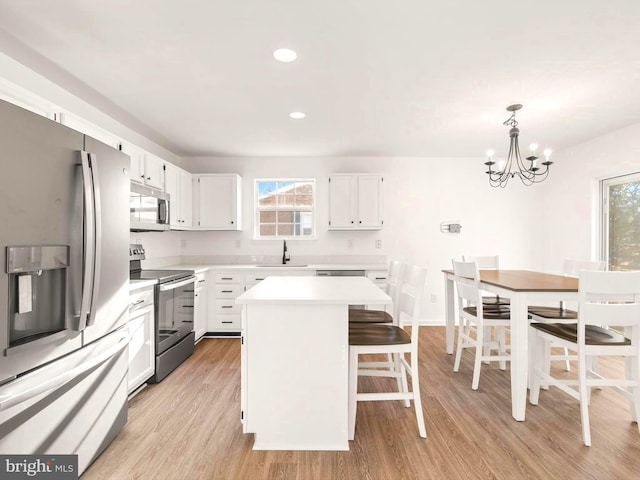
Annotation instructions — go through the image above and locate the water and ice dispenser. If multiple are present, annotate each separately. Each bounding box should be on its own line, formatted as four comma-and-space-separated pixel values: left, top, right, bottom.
6, 245, 69, 348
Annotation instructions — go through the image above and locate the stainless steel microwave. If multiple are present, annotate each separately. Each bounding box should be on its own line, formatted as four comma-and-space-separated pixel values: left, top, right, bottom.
130, 183, 170, 231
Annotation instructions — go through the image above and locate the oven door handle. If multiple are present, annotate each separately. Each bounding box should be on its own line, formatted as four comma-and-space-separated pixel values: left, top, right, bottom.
159, 276, 196, 292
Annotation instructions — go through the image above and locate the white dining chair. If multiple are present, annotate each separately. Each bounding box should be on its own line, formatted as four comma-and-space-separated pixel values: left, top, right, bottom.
529, 269, 640, 446
348, 263, 428, 439
528, 259, 606, 371
452, 259, 511, 390
462, 255, 510, 308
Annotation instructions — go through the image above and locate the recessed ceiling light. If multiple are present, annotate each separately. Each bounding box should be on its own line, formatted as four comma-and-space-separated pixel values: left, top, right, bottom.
289, 112, 306, 119
274, 48, 297, 63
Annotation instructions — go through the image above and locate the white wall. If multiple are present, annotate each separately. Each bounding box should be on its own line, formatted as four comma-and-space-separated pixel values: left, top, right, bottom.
537, 122, 640, 273
181, 155, 543, 322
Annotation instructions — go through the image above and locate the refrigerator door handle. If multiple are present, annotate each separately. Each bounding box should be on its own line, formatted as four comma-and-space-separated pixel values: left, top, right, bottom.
0, 331, 128, 412
87, 152, 102, 327
77, 151, 96, 331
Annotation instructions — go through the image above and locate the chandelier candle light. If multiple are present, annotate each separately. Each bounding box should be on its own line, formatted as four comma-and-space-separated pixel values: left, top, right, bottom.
485, 104, 553, 187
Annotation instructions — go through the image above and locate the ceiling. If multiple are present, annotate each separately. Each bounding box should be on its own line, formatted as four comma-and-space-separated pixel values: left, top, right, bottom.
0, 0, 639, 158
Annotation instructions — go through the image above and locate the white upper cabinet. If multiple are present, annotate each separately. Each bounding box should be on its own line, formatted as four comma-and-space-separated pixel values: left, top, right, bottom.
121, 143, 165, 191
164, 162, 192, 229
194, 174, 242, 230
144, 154, 165, 190
120, 143, 146, 185
328, 174, 383, 229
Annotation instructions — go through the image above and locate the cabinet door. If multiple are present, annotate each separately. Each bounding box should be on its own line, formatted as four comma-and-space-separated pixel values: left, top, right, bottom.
129, 152, 145, 185
179, 169, 193, 227
128, 306, 155, 394
357, 175, 383, 228
197, 175, 240, 230
194, 273, 208, 340
144, 154, 165, 190
121, 144, 146, 185
328, 175, 357, 229
164, 162, 181, 227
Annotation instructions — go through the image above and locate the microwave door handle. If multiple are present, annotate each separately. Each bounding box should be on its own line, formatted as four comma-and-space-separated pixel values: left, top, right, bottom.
86, 152, 102, 327
159, 199, 169, 224
77, 151, 96, 331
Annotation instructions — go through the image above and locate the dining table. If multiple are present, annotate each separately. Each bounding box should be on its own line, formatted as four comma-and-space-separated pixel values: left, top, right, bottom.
442, 269, 578, 421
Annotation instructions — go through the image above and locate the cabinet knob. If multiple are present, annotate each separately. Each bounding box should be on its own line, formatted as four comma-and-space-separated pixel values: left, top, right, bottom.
351, 221, 354, 224
231, 221, 234, 224
359, 221, 362, 224
147, 176, 151, 180
140, 174, 145, 178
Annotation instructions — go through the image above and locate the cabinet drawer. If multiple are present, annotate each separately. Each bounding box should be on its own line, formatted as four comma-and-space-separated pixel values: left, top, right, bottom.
367, 271, 388, 288
213, 314, 241, 329
214, 273, 242, 283
245, 273, 271, 283
129, 287, 154, 312
215, 284, 243, 298
215, 299, 242, 314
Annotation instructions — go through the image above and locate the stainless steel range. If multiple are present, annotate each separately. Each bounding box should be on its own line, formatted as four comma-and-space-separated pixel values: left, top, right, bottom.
129, 244, 195, 383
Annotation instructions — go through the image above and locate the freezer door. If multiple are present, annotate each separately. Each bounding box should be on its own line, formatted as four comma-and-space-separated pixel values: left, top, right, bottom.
0, 327, 129, 476
82, 135, 130, 345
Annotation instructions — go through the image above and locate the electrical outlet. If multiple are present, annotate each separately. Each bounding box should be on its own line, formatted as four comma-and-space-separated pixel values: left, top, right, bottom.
375, 239, 382, 249
430, 294, 438, 304
347, 239, 354, 248
180, 239, 187, 248
235, 239, 242, 249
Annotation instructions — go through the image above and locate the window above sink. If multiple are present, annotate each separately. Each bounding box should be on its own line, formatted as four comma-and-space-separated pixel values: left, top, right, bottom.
255, 179, 315, 239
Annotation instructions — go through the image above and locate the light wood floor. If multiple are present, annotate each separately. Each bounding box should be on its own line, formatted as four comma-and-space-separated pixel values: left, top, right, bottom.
83, 327, 640, 479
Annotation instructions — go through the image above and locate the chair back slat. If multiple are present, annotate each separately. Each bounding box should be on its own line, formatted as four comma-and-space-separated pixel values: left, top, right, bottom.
579, 270, 640, 329
387, 260, 405, 318
397, 264, 427, 331
452, 260, 486, 319
462, 255, 499, 270
563, 259, 606, 277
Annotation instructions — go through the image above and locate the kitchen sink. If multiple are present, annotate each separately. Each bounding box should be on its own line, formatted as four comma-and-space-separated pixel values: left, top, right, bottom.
256, 264, 309, 267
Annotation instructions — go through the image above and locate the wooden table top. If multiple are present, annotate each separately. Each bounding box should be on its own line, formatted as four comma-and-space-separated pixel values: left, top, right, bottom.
442, 269, 578, 292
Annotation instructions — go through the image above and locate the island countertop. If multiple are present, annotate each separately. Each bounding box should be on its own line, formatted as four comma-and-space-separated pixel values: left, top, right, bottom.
236, 276, 391, 306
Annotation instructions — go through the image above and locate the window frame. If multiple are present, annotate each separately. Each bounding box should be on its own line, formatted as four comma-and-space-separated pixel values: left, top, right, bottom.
254, 178, 317, 240
600, 171, 640, 270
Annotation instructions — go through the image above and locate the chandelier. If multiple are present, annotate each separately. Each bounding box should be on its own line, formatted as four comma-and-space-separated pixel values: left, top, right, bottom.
484, 104, 552, 188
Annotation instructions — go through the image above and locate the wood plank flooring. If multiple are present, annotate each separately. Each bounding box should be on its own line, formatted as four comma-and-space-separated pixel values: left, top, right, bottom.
83, 327, 640, 479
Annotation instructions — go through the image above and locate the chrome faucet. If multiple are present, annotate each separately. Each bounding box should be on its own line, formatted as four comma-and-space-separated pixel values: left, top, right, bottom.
282, 240, 290, 264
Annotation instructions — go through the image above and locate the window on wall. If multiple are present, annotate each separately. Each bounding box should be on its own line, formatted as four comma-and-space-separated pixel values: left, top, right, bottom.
601, 172, 640, 271
255, 179, 315, 238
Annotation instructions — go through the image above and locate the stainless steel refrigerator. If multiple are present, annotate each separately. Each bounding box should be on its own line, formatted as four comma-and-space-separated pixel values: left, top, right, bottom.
0, 99, 130, 475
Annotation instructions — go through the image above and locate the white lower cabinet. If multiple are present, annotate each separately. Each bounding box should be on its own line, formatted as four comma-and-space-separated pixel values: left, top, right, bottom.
209, 269, 316, 335
209, 272, 243, 334
128, 285, 155, 394
194, 271, 208, 341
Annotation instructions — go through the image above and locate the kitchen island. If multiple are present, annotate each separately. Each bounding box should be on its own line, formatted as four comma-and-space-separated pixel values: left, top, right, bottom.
236, 276, 391, 450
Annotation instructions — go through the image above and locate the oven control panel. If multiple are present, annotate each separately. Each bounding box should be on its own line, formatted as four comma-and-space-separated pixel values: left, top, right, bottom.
129, 244, 146, 261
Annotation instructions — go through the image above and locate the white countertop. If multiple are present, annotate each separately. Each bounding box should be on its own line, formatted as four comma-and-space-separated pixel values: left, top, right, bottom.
236, 276, 391, 305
